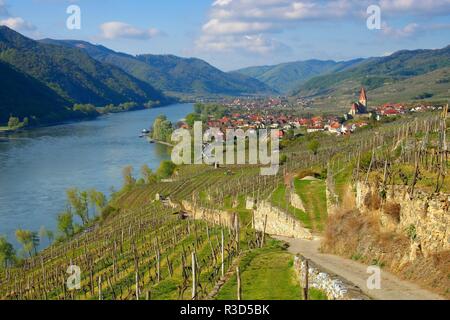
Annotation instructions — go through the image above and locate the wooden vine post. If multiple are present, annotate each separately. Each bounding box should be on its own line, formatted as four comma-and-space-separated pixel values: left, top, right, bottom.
192, 252, 197, 300
303, 260, 309, 301
261, 214, 268, 248
98, 276, 102, 300
221, 230, 225, 278
135, 271, 140, 300
236, 266, 242, 301
234, 214, 240, 253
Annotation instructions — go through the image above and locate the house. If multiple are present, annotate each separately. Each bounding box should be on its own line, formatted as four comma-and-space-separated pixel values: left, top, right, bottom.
327, 121, 342, 134
307, 125, 325, 133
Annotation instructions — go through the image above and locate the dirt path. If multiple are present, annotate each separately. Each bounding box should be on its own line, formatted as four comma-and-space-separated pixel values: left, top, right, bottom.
275, 236, 445, 300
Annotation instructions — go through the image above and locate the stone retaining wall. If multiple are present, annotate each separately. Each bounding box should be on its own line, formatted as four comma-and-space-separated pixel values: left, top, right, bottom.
290, 192, 306, 212
294, 255, 370, 300
182, 200, 235, 228
356, 182, 450, 257
254, 201, 313, 240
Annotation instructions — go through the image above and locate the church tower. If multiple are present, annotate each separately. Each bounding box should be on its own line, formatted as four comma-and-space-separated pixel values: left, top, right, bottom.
359, 87, 368, 109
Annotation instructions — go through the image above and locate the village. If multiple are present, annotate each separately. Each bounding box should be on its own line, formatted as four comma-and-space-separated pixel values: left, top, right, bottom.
186, 88, 446, 139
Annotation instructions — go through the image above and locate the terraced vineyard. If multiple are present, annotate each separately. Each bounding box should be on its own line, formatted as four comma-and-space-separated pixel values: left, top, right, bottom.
0, 201, 242, 300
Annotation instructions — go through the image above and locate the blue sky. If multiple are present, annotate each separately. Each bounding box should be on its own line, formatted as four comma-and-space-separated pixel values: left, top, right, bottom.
1, 0, 449, 70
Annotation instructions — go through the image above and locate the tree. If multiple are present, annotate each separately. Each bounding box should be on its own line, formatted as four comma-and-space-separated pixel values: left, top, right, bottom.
0, 236, 15, 269
88, 189, 107, 217
194, 103, 203, 114
39, 226, 54, 245
151, 115, 173, 143
185, 113, 201, 127
122, 166, 136, 188
66, 188, 89, 225
57, 211, 74, 238
73, 104, 99, 117
308, 139, 320, 155
156, 161, 176, 179
141, 164, 157, 185
15, 229, 39, 257
8, 116, 20, 129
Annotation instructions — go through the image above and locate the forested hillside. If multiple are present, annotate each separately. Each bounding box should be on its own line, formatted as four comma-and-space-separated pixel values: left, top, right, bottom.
0, 60, 74, 125
40, 39, 275, 98
0, 27, 170, 125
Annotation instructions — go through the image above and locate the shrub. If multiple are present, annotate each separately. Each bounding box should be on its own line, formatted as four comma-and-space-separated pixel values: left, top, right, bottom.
7, 116, 20, 129
157, 161, 176, 179
406, 224, 417, 241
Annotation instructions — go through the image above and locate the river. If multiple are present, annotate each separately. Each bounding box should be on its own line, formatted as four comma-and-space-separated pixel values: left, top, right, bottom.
0, 103, 193, 247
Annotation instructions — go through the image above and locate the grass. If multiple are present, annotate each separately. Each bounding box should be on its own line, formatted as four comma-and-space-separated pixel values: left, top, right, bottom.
308, 288, 328, 300
270, 184, 313, 229
216, 239, 328, 301
333, 165, 353, 203
216, 240, 301, 300
294, 179, 328, 231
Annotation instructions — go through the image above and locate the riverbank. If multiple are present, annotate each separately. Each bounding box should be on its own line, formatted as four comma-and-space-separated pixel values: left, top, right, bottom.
147, 138, 175, 147
0, 102, 179, 137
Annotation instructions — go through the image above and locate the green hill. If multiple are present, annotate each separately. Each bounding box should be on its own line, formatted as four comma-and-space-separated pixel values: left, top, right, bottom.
40, 39, 275, 98
292, 46, 450, 107
369, 67, 450, 105
0, 27, 169, 108
0, 60, 76, 125
234, 59, 364, 94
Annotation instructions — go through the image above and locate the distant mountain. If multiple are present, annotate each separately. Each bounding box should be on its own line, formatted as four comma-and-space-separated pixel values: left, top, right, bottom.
0, 27, 169, 109
0, 60, 75, 125
40, 39, 275, 97
234, 59, 364, 94
292, 46, 450, 107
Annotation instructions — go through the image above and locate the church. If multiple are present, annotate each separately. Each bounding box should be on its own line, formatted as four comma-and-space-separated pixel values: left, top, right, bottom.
349, 88, 368, 116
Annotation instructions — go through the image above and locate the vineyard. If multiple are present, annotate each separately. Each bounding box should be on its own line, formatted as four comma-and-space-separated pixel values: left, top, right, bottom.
0, 109, 448, 300
0, 201, 243, 300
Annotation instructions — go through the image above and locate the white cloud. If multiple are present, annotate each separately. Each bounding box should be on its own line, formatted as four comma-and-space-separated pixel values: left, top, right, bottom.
213, 0, 233, 6
197, 33, 287, 54
0, 17, 36, 31
0, 1, 36, 32
197, 0, 450, 54
203, 19, 274, 35
382, 21, 450, 38
100, 21, 161, 40
382, 22, 420, 38
379, 0, 450, 14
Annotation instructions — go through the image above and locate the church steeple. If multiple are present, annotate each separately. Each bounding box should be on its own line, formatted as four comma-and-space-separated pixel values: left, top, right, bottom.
359, 87, 368, 108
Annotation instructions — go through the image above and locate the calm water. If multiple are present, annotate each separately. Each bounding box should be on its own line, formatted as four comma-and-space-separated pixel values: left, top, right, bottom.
0, 103, 193, 247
